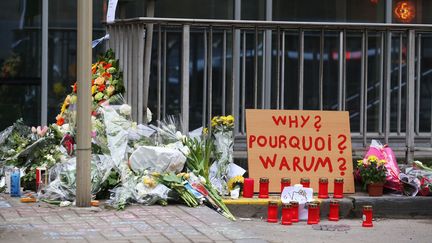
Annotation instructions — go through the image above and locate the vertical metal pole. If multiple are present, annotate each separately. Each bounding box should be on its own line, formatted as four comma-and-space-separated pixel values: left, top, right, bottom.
76, 0, 92, 207
137, 24, 145, 124
181, 25, 190, 134
163, 30, 167, 120
254, 27, 258, 109
208, 27, 213, 128
299, 29, 304, 110
406, 30, 415, 163
241, 31, 246, 133
264, 0, 272, 108
233, 0, 241, 133
338, 31, 344, 111
397, 34, 402, 135
222, 30, 227, 115
276, 27, 281, 109
385, 0, 393, 23
143, 0, 155, 122
203, 30, 208, 127
157, 25, 162, 122
384, 31, 392, 144
363, 31, 369, 146
379, 32, 384, 134
415, 34, 421, 135
41, 0, 48, 126
281, 30, 285, 109
319, 29, 324, 110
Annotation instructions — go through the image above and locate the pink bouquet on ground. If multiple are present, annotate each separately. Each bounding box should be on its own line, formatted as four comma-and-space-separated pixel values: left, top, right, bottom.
364, 140, 401, 192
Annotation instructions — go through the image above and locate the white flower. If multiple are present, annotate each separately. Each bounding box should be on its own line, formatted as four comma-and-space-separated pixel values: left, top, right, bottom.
119, 104, 132, 116
146, 108, 152, 123
199, 175, 206, 184
175, 131, 183, 141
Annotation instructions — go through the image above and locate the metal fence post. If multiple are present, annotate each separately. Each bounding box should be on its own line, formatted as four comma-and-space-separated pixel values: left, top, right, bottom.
406, 30, 415, 163
181, 25, 190, 134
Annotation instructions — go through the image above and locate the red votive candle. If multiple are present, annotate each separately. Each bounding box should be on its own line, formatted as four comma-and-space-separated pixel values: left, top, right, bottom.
280, 177, 291, 193
328, 200, 339, 221
290, 201, 299, 223
318, 177, 329, 199
243, 178, 254, 198
281, 203, 292, 225
362, 205, 373, 227
259, 177, 269, 198
300, 177, 310, 188
307, 203, 319, 225
333, 178, 344, 198
267, 201, 278, 223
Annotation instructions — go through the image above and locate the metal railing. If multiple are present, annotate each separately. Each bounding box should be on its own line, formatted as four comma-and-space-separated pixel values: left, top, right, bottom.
106, 17, 432, 162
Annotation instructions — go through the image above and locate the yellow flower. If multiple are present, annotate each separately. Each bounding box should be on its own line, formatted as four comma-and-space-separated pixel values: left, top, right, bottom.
367, 155, 378, 162
202, 127, 208, 135
143, 176, 156, 188
91, 85, 97, 94
378, 159, 387, 166
227, 175, 244, 191
357, 159, 364, 167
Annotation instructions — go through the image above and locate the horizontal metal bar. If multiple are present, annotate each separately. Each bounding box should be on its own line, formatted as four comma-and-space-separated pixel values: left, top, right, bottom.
107, 17, 432, 30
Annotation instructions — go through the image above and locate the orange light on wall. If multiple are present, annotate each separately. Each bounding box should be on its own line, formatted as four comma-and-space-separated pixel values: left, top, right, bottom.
394, 1, 415, 23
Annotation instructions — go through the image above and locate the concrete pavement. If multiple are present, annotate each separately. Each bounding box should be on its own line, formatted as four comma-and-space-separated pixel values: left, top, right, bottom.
1, 194, 431, 243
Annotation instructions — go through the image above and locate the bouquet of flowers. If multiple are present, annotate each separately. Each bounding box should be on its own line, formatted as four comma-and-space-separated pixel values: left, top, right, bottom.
357, 155, 388, 190
209, 115, 234, 195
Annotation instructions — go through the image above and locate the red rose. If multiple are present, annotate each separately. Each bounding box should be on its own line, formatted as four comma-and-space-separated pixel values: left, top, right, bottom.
98, 84, 106, 92
56, 117, 65, 126
73, 83, 77, 93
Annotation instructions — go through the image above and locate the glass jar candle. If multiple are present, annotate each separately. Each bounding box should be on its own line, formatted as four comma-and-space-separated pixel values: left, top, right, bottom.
313, 200, 321, 222
267, 201, 278, 223
333, 178, 344, 198
300, 177, 310, 188
280, 177, 291, 193
318, 177, 329, 199
281, 203, 292, 225
307, 203, 319, 225
290, 201, 299, 223
362, 205, 373, 227
243, 178, 254, 198
259, 177, 269, 198
328, 200, 339, 221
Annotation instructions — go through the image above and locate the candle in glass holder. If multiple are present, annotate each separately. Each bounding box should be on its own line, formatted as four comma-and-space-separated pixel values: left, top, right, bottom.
318, 177, 329, 199
300, 177, 310, 188
243, 178, 254, 198
328, 200, 339, 221
362, 205, 373, 227
267, 201, 278, 223
281, 203, 292, 225
290, 201, 299, 222
333, 178, 344, 198
307, 203, 319, 225
280, 177, 291, 193
259, 177, 269, 198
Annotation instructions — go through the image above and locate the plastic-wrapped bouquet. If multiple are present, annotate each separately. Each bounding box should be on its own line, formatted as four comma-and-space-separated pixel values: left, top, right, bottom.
209, 115, 234, 195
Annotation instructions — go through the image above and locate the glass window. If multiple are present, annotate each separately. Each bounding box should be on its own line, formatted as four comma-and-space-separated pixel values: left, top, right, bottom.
0, 0, 42, 129
273, 0, 385, 23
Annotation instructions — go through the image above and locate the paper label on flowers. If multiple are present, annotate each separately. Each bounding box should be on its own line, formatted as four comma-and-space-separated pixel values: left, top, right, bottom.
246, 109, 354, 193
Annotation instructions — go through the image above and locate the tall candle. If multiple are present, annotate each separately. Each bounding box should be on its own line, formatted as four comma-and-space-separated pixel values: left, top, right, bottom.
243, 178, 254, 198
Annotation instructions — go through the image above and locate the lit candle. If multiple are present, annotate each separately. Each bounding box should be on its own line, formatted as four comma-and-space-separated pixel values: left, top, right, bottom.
243, 178, 254, 198
300, 177, 310, 188
281, 203, 292, 225
307, 202, 319, 225
290, 201, 299, 223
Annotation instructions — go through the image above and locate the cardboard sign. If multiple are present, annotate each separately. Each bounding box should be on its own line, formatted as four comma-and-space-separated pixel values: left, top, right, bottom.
246, 109, 354, 193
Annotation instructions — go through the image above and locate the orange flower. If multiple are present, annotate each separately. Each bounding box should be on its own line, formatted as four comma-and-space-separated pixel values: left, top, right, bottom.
102, 72, 111, 78
56, 115, 65, 126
